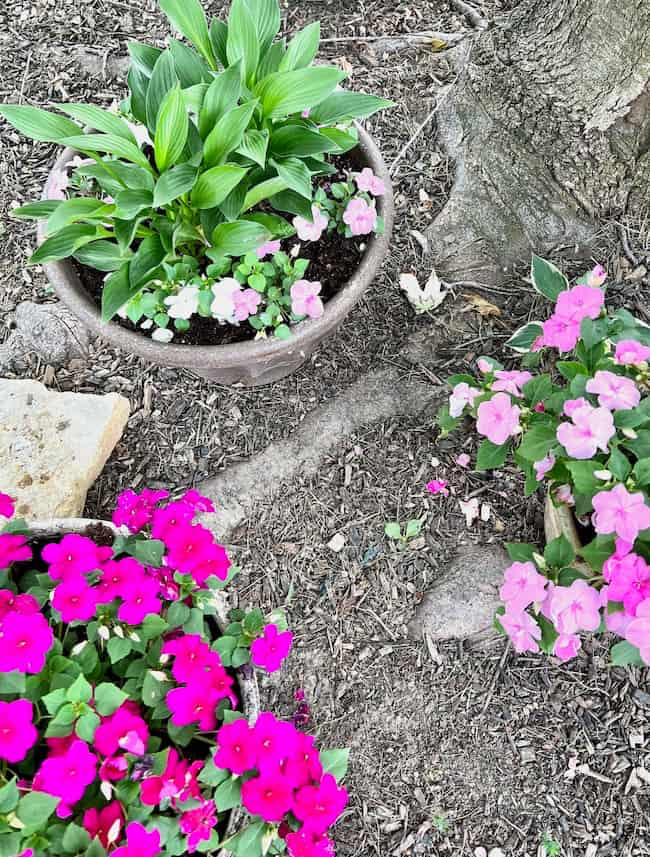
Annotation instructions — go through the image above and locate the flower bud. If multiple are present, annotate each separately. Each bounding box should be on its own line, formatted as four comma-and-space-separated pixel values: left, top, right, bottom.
594, 470, 612, 480
622, 428, 638, 440
113, 626, 125, 639
532, 552, 546, 569
71, 640, 88, 656
97, 625, 110, 641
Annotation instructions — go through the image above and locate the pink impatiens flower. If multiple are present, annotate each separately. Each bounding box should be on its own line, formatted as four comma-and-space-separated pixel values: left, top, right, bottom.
53, 579, 98, 623
592, 484, 650, 543
548, 579, 602, 634
556, 403, 614, 459
0, 493, 14, 518
585, 370, 640, 411
586, 264, 607, 288
541, 314, 581, 352
491, 370, 533, 397
0, 700, 38, 762
100, 755, 129, 782
500, 609, 542, 653
476, 393, 521, 446
534, 453, 556, 481
241, 772, 294, 822
251, 624, 294, 674
290, 280, 324, 319
112, 822, 161, 857
35, 739, 97, 813
354, 167, 386, 196
42, 534, 106, 582
343, 197, 377, 236
449, 382, 481, 418
83, 801, 124, 849
499, 562, 548, 611
0, 611, 53, 673
626, 599, 650, 665
603, 551, 650, 615
456, 453, 471, 468
563, 397, 589, 417
293, 206, 329, 242
179, 800, 217, 853
0, 533, 32, 570
614, 339, 650, 366
293, 773, 349, 835
555, 285, 604, 323
555, 484, 575, 506
553, 633, 582, 661
233, 288, 262, 322
426, 479, 449, 497
214, 719, 257, 775
256, 239, 281, 259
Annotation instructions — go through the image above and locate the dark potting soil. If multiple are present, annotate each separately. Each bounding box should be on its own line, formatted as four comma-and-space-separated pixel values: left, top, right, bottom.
77, 152, 367, 347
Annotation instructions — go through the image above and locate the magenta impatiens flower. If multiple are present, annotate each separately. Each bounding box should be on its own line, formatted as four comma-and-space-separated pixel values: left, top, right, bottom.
354, 167, 386, 196
603, 552, 650, 615
253, 712, 298, 770
290, 280, 324, 319
0, 611, 53, 673
112, 822, 161, 857
0, 590, 39, 618
426, 479, 449, 497
179, 489, 215, 514
476, 393, 521, 446
35, 739, 97, 812
141, 748, 201, 806
293, 205, 329, 242
556, 404, 614, 459
491, 370, 533, 397
614, 339, 650, 365
585, 370, 640, 411
251, 624, 293, 674
53, 579, 98, 623
112, 488, 169, 534
94, 704, 149, 758
97, 557, 144, 604
117, 575, 161, 626
83, 801, 124, 849
548, 579, 601, 634
162, 634, 212, 683
165, 524, 216, 576
592, 484, 650, 542
586, 264, 607, 288
342, 197, 377, 236
284, 732, 323, 789
626, 599, 650, 665
448, 382, 481, 418
0, 699, 38, 762
151, 502, 195, 542
499, 562, 548, 611
293, 773, 349, 835
42, 534, 106, 582
286, 830, 336, 857
0, 493, 15, 518
214, 719, 257, 774
167, 684, 218, 732
179, 799, 217, 853
241, 772, 294, 822
0, 533, 32, 570
499, 609, 542, 653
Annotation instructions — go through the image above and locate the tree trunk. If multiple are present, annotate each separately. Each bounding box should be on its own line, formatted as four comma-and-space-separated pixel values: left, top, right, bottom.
428, 0, 650, 282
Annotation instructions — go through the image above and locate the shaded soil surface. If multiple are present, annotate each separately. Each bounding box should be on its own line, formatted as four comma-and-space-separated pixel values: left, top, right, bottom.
1, 0, 649, 855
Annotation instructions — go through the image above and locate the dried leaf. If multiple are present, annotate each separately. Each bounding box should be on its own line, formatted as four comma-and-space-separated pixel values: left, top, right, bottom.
430, 37, 448, 51
400, 268, 448, 314
462, 293, 501, 317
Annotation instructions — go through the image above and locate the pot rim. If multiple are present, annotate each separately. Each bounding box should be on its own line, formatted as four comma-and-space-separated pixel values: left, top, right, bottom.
38, 124, 394, 371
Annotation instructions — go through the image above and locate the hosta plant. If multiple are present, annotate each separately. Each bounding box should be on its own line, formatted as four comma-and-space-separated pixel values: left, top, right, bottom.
0, 489, 348, 857
0, 0, 391, 344
439, 257, 650, 668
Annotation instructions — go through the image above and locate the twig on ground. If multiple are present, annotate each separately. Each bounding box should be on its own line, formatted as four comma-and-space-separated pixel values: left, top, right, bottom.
320, 31, 466, 46
617, 222, 639, 267
449, 0, 488, 30
479, 640, 511, 715
18, 50, 31, 104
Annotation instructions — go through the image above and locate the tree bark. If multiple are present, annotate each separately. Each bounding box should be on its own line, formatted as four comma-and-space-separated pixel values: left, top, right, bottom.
428, 0, 650, 282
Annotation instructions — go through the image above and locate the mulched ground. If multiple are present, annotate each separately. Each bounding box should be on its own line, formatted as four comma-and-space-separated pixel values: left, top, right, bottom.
1, 0, 649, 854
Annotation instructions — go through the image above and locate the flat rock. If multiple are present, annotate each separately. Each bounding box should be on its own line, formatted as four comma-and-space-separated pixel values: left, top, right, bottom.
0, 379, 130, 519
408, 545, 507, 643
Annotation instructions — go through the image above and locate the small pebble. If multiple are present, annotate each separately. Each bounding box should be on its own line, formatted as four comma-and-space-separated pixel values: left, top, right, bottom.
327, 533, 346, 553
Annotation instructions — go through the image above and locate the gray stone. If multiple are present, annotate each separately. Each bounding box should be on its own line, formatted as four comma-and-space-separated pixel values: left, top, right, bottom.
199, 366, 444, 539
14, 301, 91, 367
0, 379, 130, 519
408, 545, 507, 642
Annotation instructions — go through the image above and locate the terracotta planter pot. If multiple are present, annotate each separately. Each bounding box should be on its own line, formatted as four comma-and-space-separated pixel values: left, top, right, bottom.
38, 126, 394, 386
27, 518, 260, 853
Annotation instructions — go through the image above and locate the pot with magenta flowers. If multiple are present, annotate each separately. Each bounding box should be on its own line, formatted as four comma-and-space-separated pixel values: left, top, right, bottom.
1, 0, 394, 386
0, 488, 350, 857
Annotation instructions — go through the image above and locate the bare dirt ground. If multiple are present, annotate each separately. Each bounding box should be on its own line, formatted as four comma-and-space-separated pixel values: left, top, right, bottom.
1, 0, 649, 855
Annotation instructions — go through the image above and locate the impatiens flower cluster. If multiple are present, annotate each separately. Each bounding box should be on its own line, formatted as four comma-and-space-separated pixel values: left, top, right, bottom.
0, 486, 349, 857
440, 258, 650, 668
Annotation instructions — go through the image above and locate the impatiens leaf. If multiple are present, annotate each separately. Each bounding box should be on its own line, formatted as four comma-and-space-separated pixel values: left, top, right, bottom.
530, 254, 568, 301
0, 779, 19, 813
227, 820, 265, 857
476, 438, 509, 471
505, 543, 537, 562
76, 710, 101, 742
610, 640, 645, 667
108, 637, 133, 664
95, 682, 129, 716
579, 534, 616, 573
17, 792, 60, 829
506, 321, 543, 353
214, 776, 242, 811
543, 534, 575, 569
320, 748, 350, 783
522, 374, 552, 406
62, 823, 92, 853
518, 424, 557, 462
66, 673, 93, 704
384, 522, 401, 540
0, 670, 26, 694
143, 671, 168, 707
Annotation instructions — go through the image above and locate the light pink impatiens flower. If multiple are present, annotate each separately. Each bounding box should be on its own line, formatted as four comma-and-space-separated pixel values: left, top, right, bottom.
342, 197, 378, 236
534, 453, 556, 481
293, 205, 329, 242
548, 579, 601, 634
556, 403, 614, 459
290, 280, 324, 319
555, 285, 604, 323
555, 485, 575, 506
553, 633, 582, 661
354, 167, 386, 196
476, 393, 521, 446
500, 561, 548, 611
592, 484, 650, 543
256, 240, 281, 259
541, 314, 581, 352
614, 339, 650, 366
500, 609, 542, 653
449, 382, 481, 418
586, 264, 607, 288
585, 370, 640, 411
626, 599, 650, 665
232, 288, 261, 322
491, 370, 533, 398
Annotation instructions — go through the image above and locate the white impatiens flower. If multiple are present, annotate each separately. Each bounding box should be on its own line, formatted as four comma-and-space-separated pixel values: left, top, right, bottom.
210, 277, 242, 324
152, 328, 174, 343
164, 285, 200, 320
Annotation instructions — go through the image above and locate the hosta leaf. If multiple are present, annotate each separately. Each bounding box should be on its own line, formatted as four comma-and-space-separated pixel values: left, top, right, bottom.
199, 61, 242, 138
113, 189, 153, 220
191, 165, 248, 209
242, 176, 288, 211
74, 240, 130, 272
30, 225, 100, 265
211, 220, 270, 256
61, 133, 154, 173
154, 84, 189, 171
245, 0, 281, 52
209, 19, 229, 68
236, 129, 269, 167
169, 38, 212, 87
45, 197, 112, 235
309, 91, 395, 124
269, 188, 313, 219
11, 200, 61, 220
146, 50, 179, 133
270, 124, 338, 157
272, 157, 312, 199
159, 0, 217, 69
101, 264, 137, 321
256, 67, 346, 119
57, 104, 137, 143
226, 0, 259, 85
130, 235, 166, 289
279, 21, 320, 71
127, 42, 162, 77
203, 100, 257, 166
243, 211, 295, 238
153, 163, 198, 207
0, 104, 81, 143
